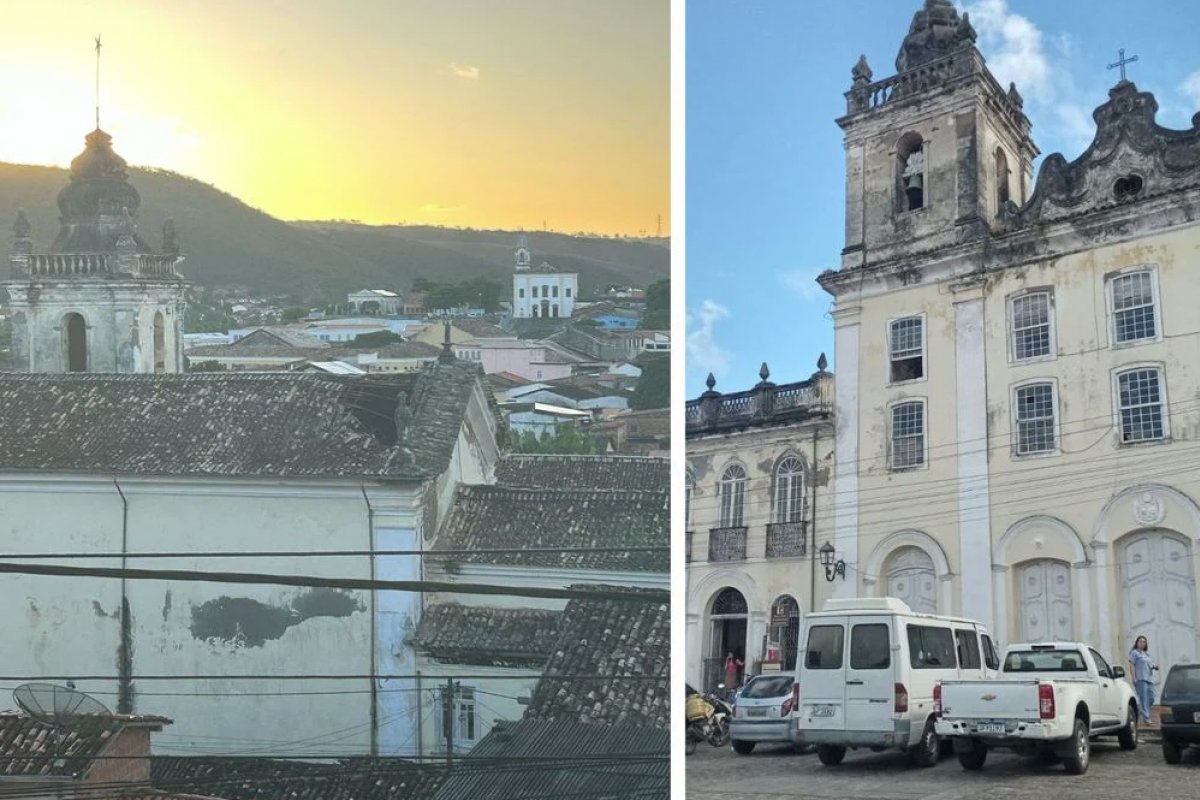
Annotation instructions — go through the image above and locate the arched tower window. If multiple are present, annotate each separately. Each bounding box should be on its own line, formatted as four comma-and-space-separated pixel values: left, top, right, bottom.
63, 313, 87, 372
153, 311, 166, 373
896, 132, 925, 212
995, 147, 1010, 210
774, 456, 805, 523
718, 463, 748, 528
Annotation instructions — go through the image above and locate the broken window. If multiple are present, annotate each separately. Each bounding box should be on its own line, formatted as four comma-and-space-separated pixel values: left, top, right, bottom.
1010, 291, 1052, 361
1117, 367, 1166, 443
897, 132, 925, 212
1015, 382, 1056, 455
1110, 269, 1157, 344
888, 316, 924, 382
890, 401, 926, 469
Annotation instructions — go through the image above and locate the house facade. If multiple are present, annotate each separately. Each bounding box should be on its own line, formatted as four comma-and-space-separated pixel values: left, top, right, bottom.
819, 0, 1200, 667
684, 362, 835, 691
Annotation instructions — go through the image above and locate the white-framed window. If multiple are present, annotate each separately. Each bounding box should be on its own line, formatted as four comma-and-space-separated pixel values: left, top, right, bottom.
1115, 366, 1168, 443
1108, 268, 1159, 345
889, 400, 926, 470
1013, 381, 1057, 456
518, 288, 525, 298
888, 316, 925, 383
718, 463, 748, 528
774, 456, 805, 523
1009, 290, 1054, 362
433, 684, 478, 750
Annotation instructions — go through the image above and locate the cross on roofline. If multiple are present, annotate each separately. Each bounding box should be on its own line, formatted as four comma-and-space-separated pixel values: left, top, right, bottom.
1108, 47, 1138, 83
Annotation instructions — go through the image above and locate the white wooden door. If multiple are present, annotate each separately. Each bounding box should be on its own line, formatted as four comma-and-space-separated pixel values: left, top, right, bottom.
1120, 531, 1197, 672
1018, 560, 1073, 643
886, 547, 937, 614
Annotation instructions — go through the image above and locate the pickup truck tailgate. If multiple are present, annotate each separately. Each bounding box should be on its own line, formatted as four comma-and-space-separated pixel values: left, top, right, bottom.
941, 680, 1040, 720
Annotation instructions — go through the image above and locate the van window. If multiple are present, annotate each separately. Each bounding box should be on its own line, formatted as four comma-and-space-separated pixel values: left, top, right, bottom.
981, 634, 1000, 670
850, 624, 890, 669
906, 625, 957, 669
805, 625, 844, 669
954, 629, 981, 670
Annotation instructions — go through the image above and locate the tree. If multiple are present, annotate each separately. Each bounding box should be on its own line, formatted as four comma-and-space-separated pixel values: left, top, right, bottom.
186, 359, 228, 372
629, 355, 669, 410
512, 425, 604, 455
281, 307, 309, 323
349, 330, 406, 348
646, 279, 669, 312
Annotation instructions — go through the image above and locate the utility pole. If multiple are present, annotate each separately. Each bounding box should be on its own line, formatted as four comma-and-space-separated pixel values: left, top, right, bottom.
442, 678, 457, 760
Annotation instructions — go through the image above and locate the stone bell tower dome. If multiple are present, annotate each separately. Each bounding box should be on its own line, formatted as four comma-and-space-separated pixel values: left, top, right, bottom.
5, 127, 188, 374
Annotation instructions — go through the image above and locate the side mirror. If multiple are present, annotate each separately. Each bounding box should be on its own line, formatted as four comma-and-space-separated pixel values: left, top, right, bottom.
1112, 666, 1125, 679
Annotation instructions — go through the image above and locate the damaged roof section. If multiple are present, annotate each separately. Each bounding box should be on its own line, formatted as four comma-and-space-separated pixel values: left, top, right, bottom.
414, 604, 562, 667
0, 712, 169, 778
0, 362, 483, 480
494, 454, 669, 492
429, 485, 668, 572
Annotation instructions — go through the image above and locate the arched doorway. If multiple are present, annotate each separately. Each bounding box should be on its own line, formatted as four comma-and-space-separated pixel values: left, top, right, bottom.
63, 313, 87, 372
706, 587, 748, 691
767, 595, 800, 670
1119, 530, 1197, 669
153, 311, 166, 373
1016, 559, 1073, 642
885, 546, 936, 614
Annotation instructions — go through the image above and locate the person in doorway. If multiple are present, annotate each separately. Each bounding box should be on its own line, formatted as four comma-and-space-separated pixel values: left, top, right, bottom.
724, 651, 744, 690
1128, 635, 1159, 724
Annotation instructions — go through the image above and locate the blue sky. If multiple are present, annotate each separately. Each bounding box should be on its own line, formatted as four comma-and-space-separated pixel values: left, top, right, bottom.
685, 0, 1200, 396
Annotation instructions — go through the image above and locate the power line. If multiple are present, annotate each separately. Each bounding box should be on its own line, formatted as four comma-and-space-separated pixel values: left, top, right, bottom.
0, 673, 665, 682
0, 561, 668, 603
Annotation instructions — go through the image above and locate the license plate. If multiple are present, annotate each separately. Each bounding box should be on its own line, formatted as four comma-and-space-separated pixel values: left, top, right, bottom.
811, 705, 835, 717
977, 722, 1007, 735
746, 709, 767, 718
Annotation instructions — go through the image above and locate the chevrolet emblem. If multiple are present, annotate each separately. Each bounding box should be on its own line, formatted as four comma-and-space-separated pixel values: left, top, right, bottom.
981, 693, 997, 702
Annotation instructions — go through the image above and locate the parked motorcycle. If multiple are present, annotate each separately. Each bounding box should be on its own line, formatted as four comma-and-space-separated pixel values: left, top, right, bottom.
685, 685, 733, 754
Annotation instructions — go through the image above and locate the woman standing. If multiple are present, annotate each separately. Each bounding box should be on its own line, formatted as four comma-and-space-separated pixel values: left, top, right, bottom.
1128, 635, 1158, 724
723, 651, 744, 690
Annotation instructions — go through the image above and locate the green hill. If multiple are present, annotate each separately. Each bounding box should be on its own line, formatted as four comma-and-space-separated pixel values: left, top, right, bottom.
0, 163, 669, 303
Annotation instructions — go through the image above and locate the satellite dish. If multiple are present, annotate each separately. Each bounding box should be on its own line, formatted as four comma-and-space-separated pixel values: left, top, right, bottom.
13, 683, 111, 726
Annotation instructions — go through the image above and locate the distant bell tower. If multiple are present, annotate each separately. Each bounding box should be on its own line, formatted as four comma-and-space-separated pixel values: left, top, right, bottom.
514, 234, 531, 272
5, 127, 188, 373
836, 0, 1039, 271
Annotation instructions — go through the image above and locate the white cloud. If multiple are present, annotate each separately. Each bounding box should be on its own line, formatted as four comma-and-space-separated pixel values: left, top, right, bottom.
1181, 70, 1200, 111
686, 299, 731, 377
450, 63, 480, 80
777, 268, 825, 302
962, 0, 1050, 102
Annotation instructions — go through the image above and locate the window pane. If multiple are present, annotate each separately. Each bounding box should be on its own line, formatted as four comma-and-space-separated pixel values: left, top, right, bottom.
955, 630, 982, 670
891, 402, 925, 468
1012, 293, 1051, 360
1112, 272, 1156, 342
1003, 649, 1087, 672
804, 625, 844, 670
1015, 383, 1055, 454
889, 317, 923, 359
775, 458, 804, 522
1118, 369, 1165, 442
850, 624, 891, 670
982, 635, 1000, 670
907, 625, 957, 669
741, 675, 793, 698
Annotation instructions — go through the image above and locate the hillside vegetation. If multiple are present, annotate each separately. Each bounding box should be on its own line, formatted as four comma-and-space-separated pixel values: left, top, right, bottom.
0, 162, 669, 303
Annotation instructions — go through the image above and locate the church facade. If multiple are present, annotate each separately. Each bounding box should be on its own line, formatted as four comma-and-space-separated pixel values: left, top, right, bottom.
819, 0, 1200, 668
6, 128, 187, 374
510, 235, 578, 319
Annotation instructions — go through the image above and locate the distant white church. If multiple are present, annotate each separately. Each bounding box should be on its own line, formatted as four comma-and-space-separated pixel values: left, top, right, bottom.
510, 235, 578, 319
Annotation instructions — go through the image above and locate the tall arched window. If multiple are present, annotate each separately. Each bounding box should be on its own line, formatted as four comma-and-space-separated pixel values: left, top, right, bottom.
63, 313, 87, 372
897, 131, 925, 212
774, 456, 805, 523
995, 147, 1011, 210
153, 311, 166, 374
685, 469, 695, 527
718, 464, 747, 528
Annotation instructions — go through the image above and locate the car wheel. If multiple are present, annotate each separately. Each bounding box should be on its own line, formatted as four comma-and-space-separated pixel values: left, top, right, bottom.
957, 741, 987, 771
910, 718, 940, 767
817, 745, 846, 766
1117, 703, 1138, 751
1163, 736, 1183, 764
732, 740, 755, 755
1062, 718, 1090, 775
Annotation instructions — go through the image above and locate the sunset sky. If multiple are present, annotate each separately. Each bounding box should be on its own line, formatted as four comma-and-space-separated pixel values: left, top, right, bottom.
0, 0, 668, 235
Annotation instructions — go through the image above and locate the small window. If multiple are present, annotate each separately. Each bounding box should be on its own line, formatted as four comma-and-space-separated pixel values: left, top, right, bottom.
1010, 292, 1052, 360
805, 625, 844, 670
718, 464, 748, 528
1015, 383, 1056, 455
955, 630, 982, 670
890, 401, 925, 469
982, 634, 1000, 670
774, 456, 805, 523
552, 286, 559, 298
995, 147, 1010, 209
518, 288, 525, 298
907, 625, 956, 669
1117, 367, 1166, 442
565, 287, 572, 297
850, 624, 891, 670
888, 317, 924, 382
1109, 270, 1157, 344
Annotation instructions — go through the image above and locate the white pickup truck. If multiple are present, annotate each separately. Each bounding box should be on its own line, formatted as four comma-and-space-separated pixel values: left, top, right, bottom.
933, 642, 1138, 774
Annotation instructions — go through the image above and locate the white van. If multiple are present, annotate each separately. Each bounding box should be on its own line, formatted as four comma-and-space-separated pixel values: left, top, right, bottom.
793, 597, 1000, 767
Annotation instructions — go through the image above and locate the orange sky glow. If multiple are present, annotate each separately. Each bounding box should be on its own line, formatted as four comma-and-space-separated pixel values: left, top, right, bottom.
0, 0, 669, 235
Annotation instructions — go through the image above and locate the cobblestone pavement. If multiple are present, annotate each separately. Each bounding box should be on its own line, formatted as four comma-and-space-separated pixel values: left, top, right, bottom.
686, 736, 1200, 800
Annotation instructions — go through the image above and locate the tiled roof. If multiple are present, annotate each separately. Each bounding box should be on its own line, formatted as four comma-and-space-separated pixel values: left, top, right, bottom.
452, 319, 512, 339
186, 341, 440, 361
485, 372, 530, 391
494, 455, 668, 492
524, 590, 670, 728
414, 604, 561, 667
430, 719, 667, 800
429, 485, 667, 572
233, 328, 326, 349
0, 713, 168, 778
0, 365, 482, 480
153, 757, 443, 800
